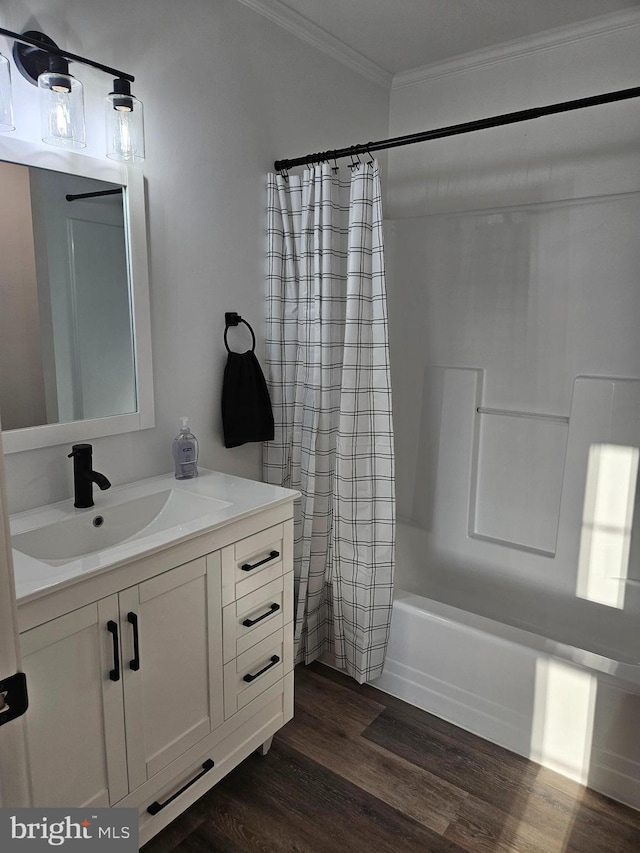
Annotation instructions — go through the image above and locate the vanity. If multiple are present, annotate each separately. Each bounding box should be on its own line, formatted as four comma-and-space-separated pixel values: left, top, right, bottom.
11, 469, 298, 846
0, 129, 298, 845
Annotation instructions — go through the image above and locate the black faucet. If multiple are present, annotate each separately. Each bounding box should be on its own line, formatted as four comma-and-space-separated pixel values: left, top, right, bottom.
67, 444, 112, 509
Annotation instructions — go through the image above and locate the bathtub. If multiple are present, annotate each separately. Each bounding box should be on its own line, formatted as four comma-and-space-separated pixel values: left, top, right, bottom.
372, 534, 640, 810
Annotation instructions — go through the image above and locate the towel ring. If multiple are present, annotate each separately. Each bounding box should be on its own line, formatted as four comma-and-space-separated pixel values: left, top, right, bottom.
224, 312, 256, 353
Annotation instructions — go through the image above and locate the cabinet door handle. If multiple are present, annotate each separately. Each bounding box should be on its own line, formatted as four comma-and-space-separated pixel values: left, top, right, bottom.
127, 612, 141, 671
241, 550, 279, 572
146, 758, 215, 815
242, 603, 280, 628
107, 620, 120, 682
243, 654, 280, 683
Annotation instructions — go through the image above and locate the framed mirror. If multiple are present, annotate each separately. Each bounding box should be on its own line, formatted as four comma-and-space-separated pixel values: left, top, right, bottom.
0, 137, 153, 453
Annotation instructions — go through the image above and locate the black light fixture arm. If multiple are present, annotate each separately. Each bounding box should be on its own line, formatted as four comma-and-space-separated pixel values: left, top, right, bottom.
273, 84, 640, 172
0, 26, 134, 83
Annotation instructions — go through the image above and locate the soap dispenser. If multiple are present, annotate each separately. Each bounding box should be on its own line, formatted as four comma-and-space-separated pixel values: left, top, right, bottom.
172, 417, 199, 479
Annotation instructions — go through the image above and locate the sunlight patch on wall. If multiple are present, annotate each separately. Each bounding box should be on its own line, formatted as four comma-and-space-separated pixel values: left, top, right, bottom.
577, 444, 639, 610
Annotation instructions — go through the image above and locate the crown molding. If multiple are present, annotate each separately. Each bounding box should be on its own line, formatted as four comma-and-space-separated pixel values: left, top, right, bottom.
233, 0, 392, 89
392, 8, 640, 90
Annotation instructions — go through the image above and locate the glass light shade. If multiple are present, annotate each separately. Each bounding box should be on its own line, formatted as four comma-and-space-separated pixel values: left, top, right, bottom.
0, 52, 14, 132
38, 71, 86, 149
105, 92, 145, 163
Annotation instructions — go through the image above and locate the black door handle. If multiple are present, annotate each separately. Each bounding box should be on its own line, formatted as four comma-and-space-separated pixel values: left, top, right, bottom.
147, 759, 215, 815
107, 620, 120, 682
127, 612, 140, 671
241, 550, 279, 572
243, 654, 280, 683
242, 603, 280, 628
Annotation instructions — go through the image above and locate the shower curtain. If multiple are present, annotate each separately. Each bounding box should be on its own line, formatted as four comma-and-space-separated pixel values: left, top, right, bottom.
264, 161, 395, 683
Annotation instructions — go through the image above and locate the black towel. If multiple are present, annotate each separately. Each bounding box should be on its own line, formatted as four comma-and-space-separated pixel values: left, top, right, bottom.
222, 350, 274, 448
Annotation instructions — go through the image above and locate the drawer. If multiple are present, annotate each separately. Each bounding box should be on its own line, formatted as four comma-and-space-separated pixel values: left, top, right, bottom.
223, 623, 294, 719
223, 572, 293, 664
221, 520, 292, 605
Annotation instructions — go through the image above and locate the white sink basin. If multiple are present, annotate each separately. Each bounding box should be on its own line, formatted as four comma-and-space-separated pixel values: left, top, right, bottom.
12, 489, 232, 566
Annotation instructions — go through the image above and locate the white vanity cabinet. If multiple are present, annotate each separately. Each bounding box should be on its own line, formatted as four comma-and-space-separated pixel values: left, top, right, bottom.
16, 503, 295, 847
119, 554, 224, 792
20, 554, 222, 808
20, 595, 129, 808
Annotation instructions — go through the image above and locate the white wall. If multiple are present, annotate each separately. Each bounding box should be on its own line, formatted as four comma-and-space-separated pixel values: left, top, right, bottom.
1, 0, 389, 513
386, 15, 640, 601
386, 14, 640, 218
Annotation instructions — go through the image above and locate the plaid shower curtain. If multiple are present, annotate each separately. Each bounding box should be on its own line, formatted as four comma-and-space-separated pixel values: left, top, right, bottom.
264, 161, 395, 683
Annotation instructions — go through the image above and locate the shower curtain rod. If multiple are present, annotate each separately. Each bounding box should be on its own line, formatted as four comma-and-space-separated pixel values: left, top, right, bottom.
273, 84, 640, 172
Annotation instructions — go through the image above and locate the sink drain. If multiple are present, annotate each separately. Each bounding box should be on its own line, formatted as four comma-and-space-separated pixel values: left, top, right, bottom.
93, 515, 105, 528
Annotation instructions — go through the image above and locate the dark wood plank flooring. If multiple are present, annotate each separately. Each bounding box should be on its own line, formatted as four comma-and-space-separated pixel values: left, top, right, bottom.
143, 662, 640, 852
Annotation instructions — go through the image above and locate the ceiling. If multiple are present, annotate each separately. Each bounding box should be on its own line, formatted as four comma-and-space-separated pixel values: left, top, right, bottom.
250, 0, 640, 77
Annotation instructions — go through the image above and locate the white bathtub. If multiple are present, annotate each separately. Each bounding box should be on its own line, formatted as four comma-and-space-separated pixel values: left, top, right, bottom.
373, 587, 640, 810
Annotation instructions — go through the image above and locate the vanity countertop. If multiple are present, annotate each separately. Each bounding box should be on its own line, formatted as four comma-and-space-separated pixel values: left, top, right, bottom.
10, 469, 298, 604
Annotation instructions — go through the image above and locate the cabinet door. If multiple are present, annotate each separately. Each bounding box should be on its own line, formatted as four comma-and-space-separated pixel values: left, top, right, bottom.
20, 596, 128, 807
120, 554, 223, 791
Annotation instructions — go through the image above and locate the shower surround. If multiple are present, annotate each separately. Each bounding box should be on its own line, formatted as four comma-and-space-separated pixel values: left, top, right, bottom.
377, 13, 640, 808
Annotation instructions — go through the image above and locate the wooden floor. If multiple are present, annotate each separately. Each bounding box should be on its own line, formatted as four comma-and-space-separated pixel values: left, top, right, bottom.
144, 662, 640, 852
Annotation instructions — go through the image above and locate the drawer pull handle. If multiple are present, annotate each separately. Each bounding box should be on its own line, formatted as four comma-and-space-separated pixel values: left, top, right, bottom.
243, 654, 280, 683
242, 603, 280, 628
127, 612, 141, 671
146, 758, 215, 815
107, 620, 120, 682
241, 550, 279, 572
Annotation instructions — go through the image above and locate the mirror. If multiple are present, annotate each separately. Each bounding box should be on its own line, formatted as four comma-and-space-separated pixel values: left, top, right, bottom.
0, 165, 135, 430
0, 138, 153, 453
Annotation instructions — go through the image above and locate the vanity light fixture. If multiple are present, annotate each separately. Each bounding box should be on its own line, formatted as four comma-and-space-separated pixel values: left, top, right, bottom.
0, 50, 14, 131
0, 26, 145, 161
105, 78, 144, 162
38, 53, 85, 149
